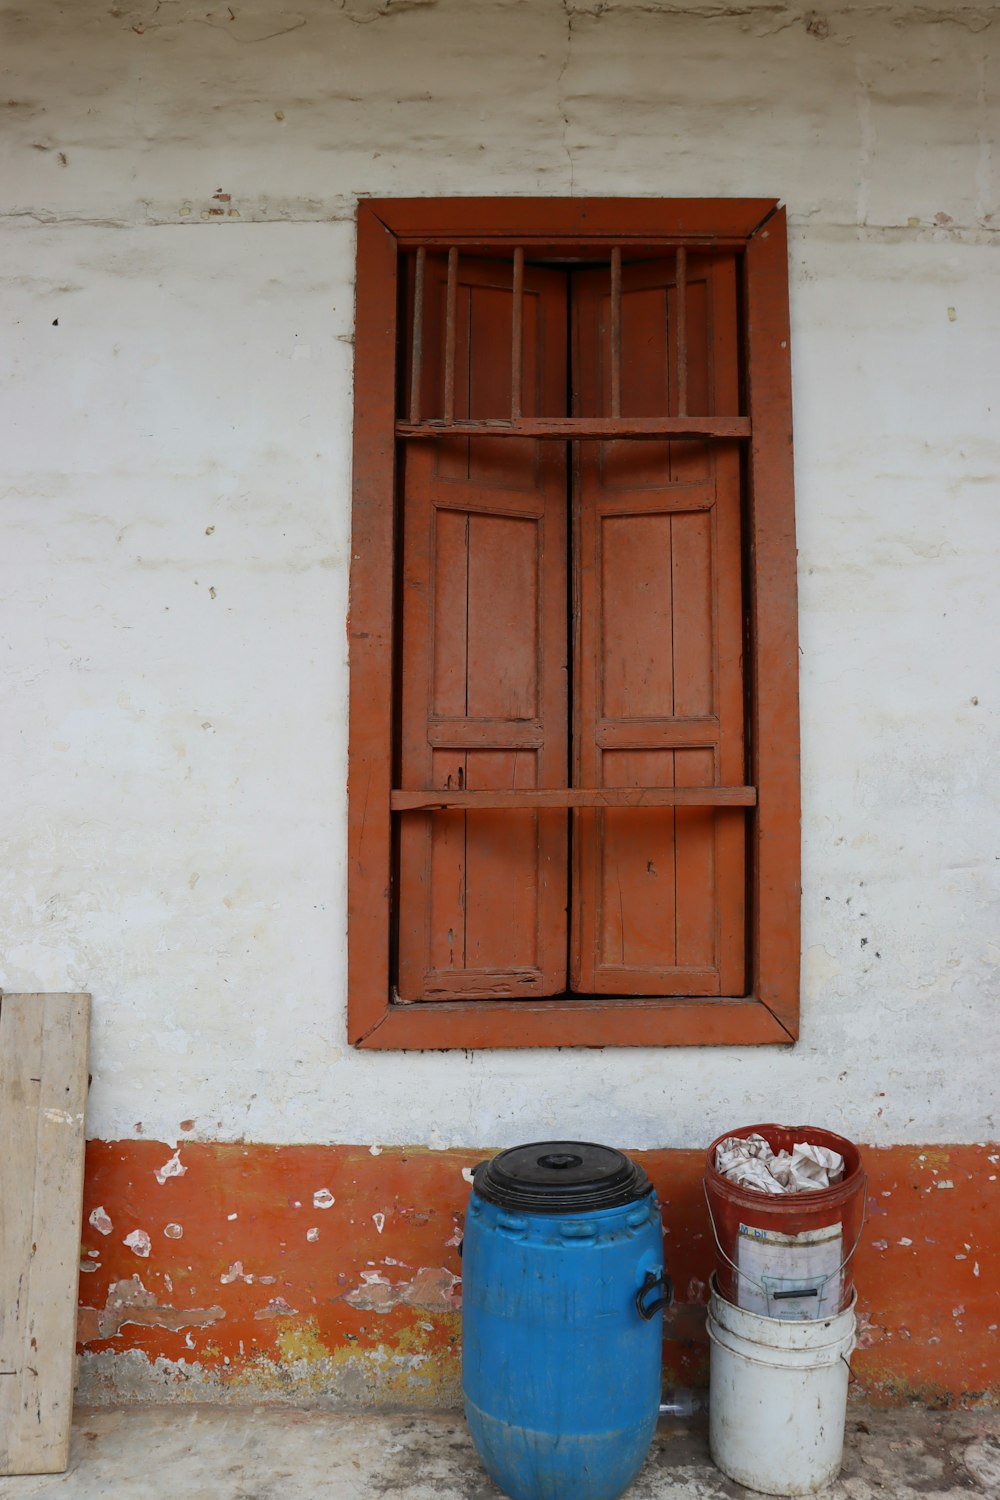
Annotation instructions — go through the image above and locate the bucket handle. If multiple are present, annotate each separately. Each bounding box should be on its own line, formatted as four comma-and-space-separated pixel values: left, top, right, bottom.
702, 1175, 868, 1306
841, 1346, 864, 1388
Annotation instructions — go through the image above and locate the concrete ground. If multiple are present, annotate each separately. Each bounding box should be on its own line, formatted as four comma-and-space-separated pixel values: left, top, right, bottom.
1, 1406, 998, 1499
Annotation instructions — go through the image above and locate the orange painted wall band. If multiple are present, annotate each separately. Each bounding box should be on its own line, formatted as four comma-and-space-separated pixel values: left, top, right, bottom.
77, 1142, 999, 1408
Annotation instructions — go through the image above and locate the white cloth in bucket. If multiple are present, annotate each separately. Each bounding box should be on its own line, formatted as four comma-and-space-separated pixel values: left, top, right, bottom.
714, 1133, 844, 1194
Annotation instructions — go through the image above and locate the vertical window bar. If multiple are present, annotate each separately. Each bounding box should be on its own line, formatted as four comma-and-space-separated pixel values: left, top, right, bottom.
511, 246, 524, 421
610, 246, 622, 418
675, 245, 688, 417
443, 245, 459, 424
408, 245, 426, 425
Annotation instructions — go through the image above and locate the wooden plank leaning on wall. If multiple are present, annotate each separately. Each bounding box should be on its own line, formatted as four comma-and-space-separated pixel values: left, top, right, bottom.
0, 993, 91, 1476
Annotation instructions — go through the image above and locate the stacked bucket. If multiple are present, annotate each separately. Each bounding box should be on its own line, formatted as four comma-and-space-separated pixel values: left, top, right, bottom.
704, 1123, 866, 1496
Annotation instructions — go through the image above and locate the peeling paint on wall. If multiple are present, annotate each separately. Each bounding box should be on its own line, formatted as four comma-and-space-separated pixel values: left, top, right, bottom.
73, 1142, 999, 1409
155, 1150, 187, 1185
344, 1266, 461, 1314
77, 1275, 225, 1344
90, 1206, 114, 1235
255, 1297, 299, 1319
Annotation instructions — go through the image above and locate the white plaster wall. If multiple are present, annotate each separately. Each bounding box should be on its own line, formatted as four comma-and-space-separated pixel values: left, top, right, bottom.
2, 0, 997, 1148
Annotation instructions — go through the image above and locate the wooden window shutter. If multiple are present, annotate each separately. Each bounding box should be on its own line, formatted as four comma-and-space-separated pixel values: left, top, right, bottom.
570, 254, 747, 996
396, 256, 569, 1000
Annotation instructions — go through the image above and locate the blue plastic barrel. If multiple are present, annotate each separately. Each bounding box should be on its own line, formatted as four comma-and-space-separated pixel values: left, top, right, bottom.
462, 1141, 669, 1500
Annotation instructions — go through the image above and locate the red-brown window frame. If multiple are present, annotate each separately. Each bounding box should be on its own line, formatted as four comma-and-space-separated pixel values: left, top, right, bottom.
348, 197, 800, 1049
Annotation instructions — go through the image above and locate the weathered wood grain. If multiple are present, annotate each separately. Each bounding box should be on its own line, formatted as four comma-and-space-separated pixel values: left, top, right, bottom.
395, 416, 751, 440
0, 993, 90, 1476
391, 787, 756, 811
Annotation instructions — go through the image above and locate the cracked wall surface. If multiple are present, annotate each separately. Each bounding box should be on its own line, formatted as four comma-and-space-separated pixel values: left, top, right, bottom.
0, 0, 997, 1160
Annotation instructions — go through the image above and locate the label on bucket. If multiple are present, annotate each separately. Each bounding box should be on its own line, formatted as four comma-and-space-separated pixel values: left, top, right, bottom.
736, 1222, 842, 1320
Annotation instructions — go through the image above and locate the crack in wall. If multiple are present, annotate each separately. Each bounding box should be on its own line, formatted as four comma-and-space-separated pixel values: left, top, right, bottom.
2, 211, 996, 243
560, 1, 992, 25
558, 1, 577, 195
856, 55, 875, 228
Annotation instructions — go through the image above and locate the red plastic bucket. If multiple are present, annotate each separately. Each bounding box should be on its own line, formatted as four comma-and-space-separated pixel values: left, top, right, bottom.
704, 1123, 866, 1320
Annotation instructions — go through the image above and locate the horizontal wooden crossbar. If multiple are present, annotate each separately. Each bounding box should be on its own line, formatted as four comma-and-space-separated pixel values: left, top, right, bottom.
394, 235, 755, 252
425, 718, 722, 751
390, 787, 757, 811
396, 416, 750, 441
427, 718, 544, 749
371, 197, 777, 252
596, 717, 719, 749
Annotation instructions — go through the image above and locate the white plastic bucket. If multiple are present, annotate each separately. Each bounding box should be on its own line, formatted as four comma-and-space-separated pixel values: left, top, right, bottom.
708, 1276, 857, 1496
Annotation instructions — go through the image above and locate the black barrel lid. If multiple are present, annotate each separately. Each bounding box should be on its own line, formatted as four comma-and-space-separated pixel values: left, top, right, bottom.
473, 1141, 653, 1215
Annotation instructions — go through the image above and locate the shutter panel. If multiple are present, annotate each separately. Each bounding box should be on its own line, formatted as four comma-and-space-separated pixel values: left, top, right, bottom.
397, 257, 568, 1001
570, 254, 747, 996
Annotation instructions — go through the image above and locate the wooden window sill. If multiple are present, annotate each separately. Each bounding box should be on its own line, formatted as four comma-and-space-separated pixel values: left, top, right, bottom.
351, 995, 796, 1049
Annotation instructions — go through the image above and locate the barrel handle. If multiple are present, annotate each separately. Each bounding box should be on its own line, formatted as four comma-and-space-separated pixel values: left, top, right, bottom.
702, 1175, 868, 1305
636, 1269, 672, 1321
